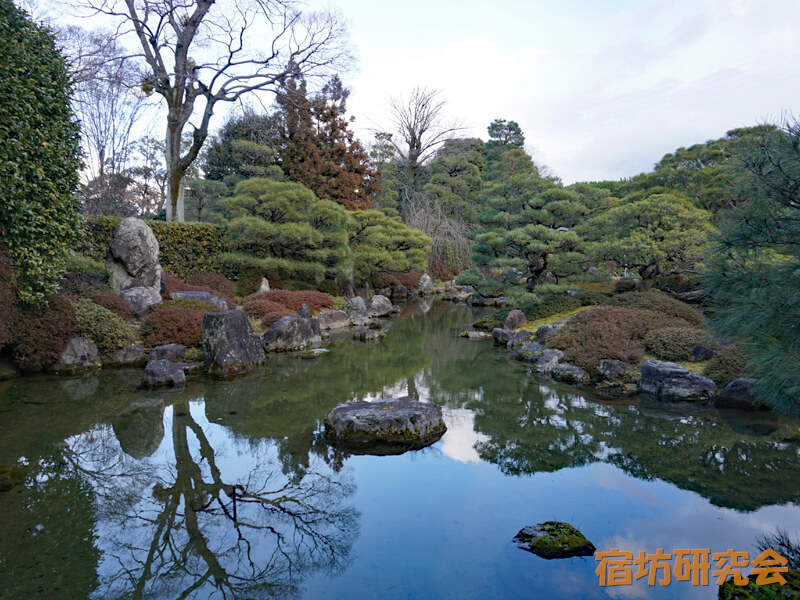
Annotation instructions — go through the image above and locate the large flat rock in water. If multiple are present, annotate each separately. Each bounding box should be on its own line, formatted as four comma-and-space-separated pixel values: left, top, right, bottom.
325, 396, 446, 455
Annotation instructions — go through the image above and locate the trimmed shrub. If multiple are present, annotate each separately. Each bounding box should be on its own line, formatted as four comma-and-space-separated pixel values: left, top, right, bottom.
63, 251, 105, 277
454, 269, 481, 288
613, 278, 639, 294
188, 272, 236, 298
375, 270, 424, 289
12, 294, 77, 371
644, 326, 718, 362
252, 290, 334, 313
704, 346, 746, 387
577, 291, 608, 306
163, 272, 236, 308
73, 298, 137, 355
142, 306, 205, 348
243, 298, 293, 320
605, 290, 703, 325
521, 295, 582, 321
78, 216, 227, 280
234, 268, 267, 297
260, 309, 298, 329
474, 308, 512, 331
88, 289, 134, 321
549, 306, 692, 376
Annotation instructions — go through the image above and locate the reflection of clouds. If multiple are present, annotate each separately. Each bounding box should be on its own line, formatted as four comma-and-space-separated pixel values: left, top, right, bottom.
596, 533, 656, 600
440, 407, 489, 464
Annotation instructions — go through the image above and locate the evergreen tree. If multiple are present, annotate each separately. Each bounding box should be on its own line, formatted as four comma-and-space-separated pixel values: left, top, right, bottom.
704, 122, 800, 412
368, 132, 400, 216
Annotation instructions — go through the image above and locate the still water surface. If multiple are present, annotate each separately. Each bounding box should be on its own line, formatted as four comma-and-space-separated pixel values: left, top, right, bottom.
1, 299, 799, 599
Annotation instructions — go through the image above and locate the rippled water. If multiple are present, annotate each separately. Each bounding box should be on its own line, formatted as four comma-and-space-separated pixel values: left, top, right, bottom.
1, 299, 799, 599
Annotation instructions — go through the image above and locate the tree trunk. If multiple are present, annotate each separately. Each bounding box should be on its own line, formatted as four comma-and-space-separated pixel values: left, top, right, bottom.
638, 263, 660, 291
165, 124, 185, 222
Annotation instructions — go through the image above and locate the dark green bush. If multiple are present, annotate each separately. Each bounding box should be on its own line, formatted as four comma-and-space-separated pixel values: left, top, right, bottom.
644, 326, 718, 362
613, 279, 639, 294
605, 290, 703, 325
0, 247, 16, 351
142, 306, 205, 348
472, 314, 502, 331
577, 291, 608, 306
704, 346, 746, 387
521, 295, 582, 321
12, 294, 77, 371
73, 298, 137, 355
234, 269, 267, 297
454, 269, 481, 287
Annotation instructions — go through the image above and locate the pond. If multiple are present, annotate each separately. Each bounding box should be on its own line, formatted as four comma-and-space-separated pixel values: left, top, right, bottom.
1, 299, 799, 599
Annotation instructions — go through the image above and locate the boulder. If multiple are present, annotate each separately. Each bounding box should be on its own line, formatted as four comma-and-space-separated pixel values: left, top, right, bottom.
148, 343, 186, 362
106, 217, 162, 292
317, 310, 350, 331
595, 359, 640, 395
366, 294, 393, 317
467, 294, 495, 307
715, 378, 764, 411
297, 348, 330, 359
638, 360, 717, 401
298, 303, 312, 319
507, 330, 535, 350
348, 296, 368, 319
104, 343, 147, 367
513, 522, 595, 559
111, 398, 165, 459
118, 286, 162, 317
258, 277, 270, 293
262, 315, 322, 352
551, 364, 590, 385
203, 310, 265, 377
492, 328, 515, 345
503, 309, 526, 330
535, 349, 564, 374
536, 322, 564, 344
169, 290, 228, 311
51, 336, 101, 374
460, 331, 491, 340
353, 328, 384, 341
516, 341, 545, 362
391, 284, 408, 299
142, 359, 185, 388
324, 396, 446, 452
418, 273, 434, 295
690, 345, 715, 362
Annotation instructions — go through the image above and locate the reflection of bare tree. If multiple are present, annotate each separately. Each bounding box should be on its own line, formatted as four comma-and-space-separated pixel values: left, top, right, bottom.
87, 405, 358, 600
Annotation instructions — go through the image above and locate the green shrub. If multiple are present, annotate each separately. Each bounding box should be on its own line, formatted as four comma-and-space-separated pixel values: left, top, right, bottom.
577, 291, 608, 306
521, 295, 582, 321
472, 314, 502, 331
73, 298, 137, 355
613, 279, 639, 293
454, 269, 481, 288
142, 306, 205, 348
187, 272, 236, 298
644, 326, 718, 362
605, 290, 704, 325
704, 346, 746, 387
234, 268, 267, 297
12, 294, 77, 371
63, 251, 105, 277
0, 247, 16, 351
549, 306, 692, 376
0, 1, 83, 304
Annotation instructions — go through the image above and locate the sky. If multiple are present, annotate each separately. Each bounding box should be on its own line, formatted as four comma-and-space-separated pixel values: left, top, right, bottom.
317, 0, 800, 183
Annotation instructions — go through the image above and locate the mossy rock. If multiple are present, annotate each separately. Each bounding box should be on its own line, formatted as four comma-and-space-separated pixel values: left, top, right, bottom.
473, 315, 502, 331
718, 569, 800, 599
513, 521, 595, 559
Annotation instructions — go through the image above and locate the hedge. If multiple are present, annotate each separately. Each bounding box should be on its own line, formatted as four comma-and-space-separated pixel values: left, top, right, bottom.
77, 216, 228, 280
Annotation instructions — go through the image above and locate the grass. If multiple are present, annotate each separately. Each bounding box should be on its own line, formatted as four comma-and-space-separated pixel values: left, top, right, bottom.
517, 306, 594, 333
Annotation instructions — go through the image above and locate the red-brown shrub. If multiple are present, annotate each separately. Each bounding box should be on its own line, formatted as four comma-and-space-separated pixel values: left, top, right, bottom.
254, 290, 334, 313
605, 290, 703, 325
427, 256, 456, 281
243, 298, 294, 320
58, 272, 107, 296
549, 306, 692, 376
142, 306, 205, 348
164, 272, 236, 308
188, 272, 236, 298
89, 289, 134, 321
12, 294, 78, 371
260, 309, 297, 329
0, 247, 16, 351
375, 270, 424, 289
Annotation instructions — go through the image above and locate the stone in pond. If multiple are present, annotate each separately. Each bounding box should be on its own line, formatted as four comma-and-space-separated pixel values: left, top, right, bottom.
324, 396, 446, 454
353, 328, 384, 341
297, 348, 330, 359
512, 521, 596, 559
460, 330, 490, 340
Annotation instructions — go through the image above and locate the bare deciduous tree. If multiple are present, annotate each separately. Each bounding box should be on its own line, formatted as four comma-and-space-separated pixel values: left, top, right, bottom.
79, 0, 351, 221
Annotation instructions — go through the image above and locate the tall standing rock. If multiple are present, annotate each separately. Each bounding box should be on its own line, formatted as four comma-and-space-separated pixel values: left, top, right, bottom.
418, 273, 434, 295
106, 218, 163, 316
202, 310, 265, 377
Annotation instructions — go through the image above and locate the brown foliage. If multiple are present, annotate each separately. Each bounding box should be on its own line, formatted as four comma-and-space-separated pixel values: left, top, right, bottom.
260, 309, 298, 329
243, 298, 295, 320
253, 290, 334, 313
89, 289, 134, 321
12, 294, 78, 371
188, 272, 236, 298
605, 290, 703, 325
142, 306, 205, 348
549, 306, 692, 376
375, 270, 424, 289
164, 272, 236, 308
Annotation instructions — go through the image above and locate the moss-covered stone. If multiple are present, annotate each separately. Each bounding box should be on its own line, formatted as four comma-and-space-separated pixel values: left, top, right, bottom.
718, 569, 800, 599
513, 521, 595, 559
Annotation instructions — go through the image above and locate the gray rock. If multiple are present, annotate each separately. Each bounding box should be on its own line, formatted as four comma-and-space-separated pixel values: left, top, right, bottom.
691, 345, 716, 362
467, 294, 495, 307
297, 348, 330, 359
317, 310, 350, 330
142, 359, 185, 388
106, 217, 162, 292
535, 349, 564, 374
507, 330, 535, 350
492, 328, 515, 345
595, 359, 640, 394
105, 343, 147, 367
258, 277, 270, 293
169, 290, 228, 311
203, 310, 265, 377
418, 273, 434, 295
348, 296, 368, 319
111, 399, 165, 459
551, 364, 590, 385
516, 341, 545, 362
460, 330, 491, 340
503, 309, 526, 330
391, 284, 409, 299
148, 343, 186, 362
494, 296, 508, 307
638, 360, 717, 401
366, 294, 393, 317
353, 328, 384, 341
460, 285, 477, 295
325, 396, 446, 451
118, 286, 162, 317
51, 336, 102, 374
299, 303, 312, 319
513, 522, 595, 559
715, 378, 764, 410
263, 316, 322, 352
536, 322, 564, 344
